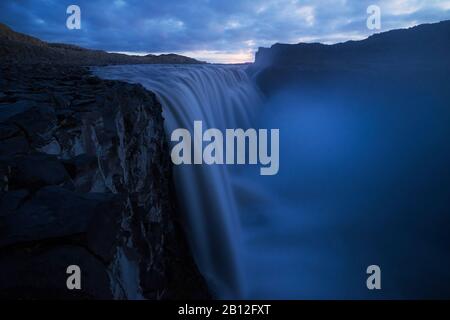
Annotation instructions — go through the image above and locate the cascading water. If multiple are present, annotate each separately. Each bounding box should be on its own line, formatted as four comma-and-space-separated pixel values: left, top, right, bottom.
94, 62, 450, 300
93, 64, 263, 298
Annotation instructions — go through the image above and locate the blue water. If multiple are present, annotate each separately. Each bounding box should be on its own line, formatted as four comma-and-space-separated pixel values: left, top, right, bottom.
94, 65, 450, 299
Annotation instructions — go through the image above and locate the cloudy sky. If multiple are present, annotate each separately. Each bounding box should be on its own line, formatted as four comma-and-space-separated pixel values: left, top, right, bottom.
1, 0, 449, 63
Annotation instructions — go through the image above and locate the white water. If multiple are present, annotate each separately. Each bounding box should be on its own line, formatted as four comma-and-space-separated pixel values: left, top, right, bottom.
93, 64, 263, 298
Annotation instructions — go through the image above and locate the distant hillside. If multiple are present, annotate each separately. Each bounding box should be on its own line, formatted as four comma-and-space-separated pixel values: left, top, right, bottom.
254, 20, 450, 69
0, 23, 204, 65
251, 20, 450, 95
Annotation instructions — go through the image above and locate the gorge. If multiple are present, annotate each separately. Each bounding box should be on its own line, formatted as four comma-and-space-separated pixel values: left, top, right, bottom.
1, 20, 450, 299
93, 20, 450, 299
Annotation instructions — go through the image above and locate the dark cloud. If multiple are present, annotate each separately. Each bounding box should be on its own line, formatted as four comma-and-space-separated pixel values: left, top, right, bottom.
1, 0, 449, 62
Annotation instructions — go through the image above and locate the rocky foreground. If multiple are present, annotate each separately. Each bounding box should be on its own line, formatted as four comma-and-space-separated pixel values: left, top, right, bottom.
0, 63, 209, 299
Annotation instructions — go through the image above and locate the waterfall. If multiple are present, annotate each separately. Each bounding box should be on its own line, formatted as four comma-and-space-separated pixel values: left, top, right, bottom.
92, 59, 450, 300
93, 64, 263, 298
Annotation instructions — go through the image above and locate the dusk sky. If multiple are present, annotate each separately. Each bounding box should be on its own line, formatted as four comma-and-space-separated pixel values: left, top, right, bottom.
1, 0, 449, 63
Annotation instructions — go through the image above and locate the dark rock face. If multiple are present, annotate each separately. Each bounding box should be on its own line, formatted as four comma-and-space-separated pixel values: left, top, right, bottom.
0, 23, 205, 66
0, 64, 209, 299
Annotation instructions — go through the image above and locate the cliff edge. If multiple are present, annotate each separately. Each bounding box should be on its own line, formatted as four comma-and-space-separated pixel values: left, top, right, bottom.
0, 64, 209, 299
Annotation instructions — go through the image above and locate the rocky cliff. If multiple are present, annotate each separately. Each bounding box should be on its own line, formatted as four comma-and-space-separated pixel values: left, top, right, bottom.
0, 64, 209, 299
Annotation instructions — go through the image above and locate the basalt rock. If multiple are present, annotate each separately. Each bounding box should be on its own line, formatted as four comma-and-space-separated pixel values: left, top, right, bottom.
0, 64, 209, 300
